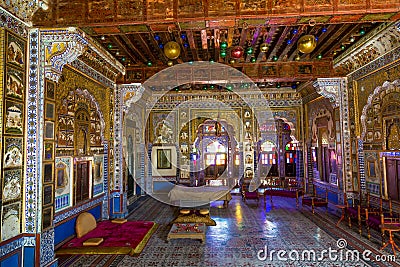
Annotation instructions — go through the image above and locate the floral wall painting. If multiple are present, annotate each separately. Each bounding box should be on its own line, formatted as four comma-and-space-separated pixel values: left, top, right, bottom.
5, 101, 23, 134
5, 67, 24, 100
6, 34, 25, 68
2, 169, 21, 202
1, 202, 20, 241
44, 142, 54, 161
3, 138, 23, 168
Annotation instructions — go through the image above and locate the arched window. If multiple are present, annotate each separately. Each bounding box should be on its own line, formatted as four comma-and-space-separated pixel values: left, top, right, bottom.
285, 141, 298, 177
259, 141, 278, 177
204, 141, 227, 179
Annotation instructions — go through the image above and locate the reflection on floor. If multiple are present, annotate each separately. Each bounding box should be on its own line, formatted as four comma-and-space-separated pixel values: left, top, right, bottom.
58, 195, 400, 267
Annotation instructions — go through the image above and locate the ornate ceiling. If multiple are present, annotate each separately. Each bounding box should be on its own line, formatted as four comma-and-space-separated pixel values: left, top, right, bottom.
28, 0, 400, 87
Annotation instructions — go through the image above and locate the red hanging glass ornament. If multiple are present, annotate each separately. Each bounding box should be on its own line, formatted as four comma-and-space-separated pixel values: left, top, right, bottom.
231, 46, 244, 59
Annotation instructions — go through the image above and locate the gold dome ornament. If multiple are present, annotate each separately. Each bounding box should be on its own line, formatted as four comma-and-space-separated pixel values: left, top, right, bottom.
260, 43, 269, 53
297, 35, 317, 54
164, 41, 181, 59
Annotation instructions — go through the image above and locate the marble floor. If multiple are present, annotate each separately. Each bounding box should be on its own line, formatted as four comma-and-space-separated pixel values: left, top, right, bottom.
58, 194, 400, 267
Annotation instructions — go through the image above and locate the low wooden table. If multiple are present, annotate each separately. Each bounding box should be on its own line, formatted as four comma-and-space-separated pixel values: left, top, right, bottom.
167, 223, 206, 243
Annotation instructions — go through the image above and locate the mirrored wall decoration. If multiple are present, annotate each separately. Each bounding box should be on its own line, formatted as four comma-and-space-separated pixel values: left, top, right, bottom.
45, 102, 55, 120
5, 100, 23, 135
43, 163, 54, 183
43, 185, 53, 206
42, 206, 53, 230
1, 202, 20, 241
44, 121, 54, 139
3, 137, 23, 168
2, 169, 21, 202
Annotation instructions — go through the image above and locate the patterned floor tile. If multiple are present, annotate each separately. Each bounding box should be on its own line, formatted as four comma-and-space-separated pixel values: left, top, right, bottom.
58, 195, 400, 267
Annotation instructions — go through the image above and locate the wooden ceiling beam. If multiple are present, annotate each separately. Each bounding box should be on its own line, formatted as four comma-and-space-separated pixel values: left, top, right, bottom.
109, 35, 139, 65
119, 34, 149, 65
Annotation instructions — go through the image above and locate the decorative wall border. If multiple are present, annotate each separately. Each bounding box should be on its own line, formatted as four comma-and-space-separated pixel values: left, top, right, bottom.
0, 7, 28, 38
70, 59, 115, 88
349, 44, 400, 81
54, 197, 103, 224
0, 235, 35, 257
40, 228, 54, 266
358, 139, 366, 191
25, 28, 41, 233
102, 141, 109, 220
40, 29, 88, 82
335, 22, 400, 76
380, 151, 400, 158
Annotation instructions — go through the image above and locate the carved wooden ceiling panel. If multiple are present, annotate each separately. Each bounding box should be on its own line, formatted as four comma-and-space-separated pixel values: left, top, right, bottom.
30, 0, 400, 86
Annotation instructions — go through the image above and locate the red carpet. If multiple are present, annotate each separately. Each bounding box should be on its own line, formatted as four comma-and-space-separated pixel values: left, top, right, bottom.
56, 221, 157, 256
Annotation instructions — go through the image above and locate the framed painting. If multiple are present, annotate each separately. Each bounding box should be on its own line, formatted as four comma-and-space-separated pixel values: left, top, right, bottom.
93, 155, 104, 183
45, 102, 55, 120
42, 206, 53, 230
45, 80, 55, 100
56, 161, 68, 189
6, 32, 25, 68
43, 162, 54, 183
2, 202, 21, 241
2, 169, 21, 202
44, 121, 54, 139
4, 137, 23, 168
367, 160, 376, 178
43, 184, 53, 206
44, 142, 54, 161
157, 149, 172, 169
5, 100, 23, 135
5, 67, 24, 100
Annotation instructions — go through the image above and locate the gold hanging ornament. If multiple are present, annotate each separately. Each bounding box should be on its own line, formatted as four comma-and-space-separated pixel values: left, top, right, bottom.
164, 41, 181, 59
297, 35, 317, 54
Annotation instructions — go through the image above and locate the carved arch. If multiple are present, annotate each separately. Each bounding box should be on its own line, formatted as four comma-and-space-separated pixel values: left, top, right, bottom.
360, 79, 400, 140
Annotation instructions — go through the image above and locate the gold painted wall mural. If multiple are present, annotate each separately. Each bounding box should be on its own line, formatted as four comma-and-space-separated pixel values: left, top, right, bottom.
0, 29, 26, 241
